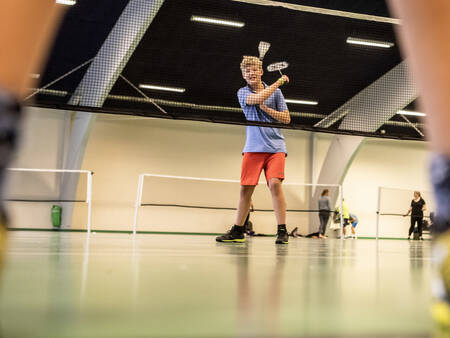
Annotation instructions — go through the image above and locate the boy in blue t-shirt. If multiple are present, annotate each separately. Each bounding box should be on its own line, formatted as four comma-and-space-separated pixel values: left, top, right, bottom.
216, 56, 291, 244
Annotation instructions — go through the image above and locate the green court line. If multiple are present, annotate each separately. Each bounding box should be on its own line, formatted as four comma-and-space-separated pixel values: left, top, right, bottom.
6, 227, 430, 240
7, 228, 225, 236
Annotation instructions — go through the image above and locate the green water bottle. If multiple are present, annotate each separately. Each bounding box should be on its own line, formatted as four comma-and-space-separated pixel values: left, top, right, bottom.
51, 205, 62, 228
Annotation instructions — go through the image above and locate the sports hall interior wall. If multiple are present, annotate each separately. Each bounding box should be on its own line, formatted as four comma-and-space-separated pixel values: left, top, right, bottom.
8, 106, 430, 238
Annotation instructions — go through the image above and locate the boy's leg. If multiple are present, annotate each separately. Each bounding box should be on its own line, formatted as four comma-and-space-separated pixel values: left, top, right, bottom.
216, 153, 261, 243
388, 1, 450, 157
0, 1, 65, 198
389, 0, 450, 230
269, 179, 288, 245
235, 186, 256, 226
0, 1, 65, 267
268, 178, 286, 225
0, 1, 64, 183
388, 0, 450, 328
216, 185, 255, 243
0, 0, 65, 98
265, 153, 288, 244
265, 153, 286, 225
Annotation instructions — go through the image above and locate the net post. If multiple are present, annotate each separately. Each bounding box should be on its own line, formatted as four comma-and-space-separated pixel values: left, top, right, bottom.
376, 186, 381, 240
339, 185, 344, 242
86, 171, 93, 234
133, 174, 144, 235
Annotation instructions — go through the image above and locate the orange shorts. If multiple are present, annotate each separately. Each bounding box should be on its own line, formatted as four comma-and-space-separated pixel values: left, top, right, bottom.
241, 152, 285, 186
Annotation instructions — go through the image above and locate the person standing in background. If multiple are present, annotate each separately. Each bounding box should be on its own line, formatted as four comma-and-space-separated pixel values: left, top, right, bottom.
404, 191, 426, 240
318, 189, 331, 239
339, 199, 350, 238
348, 213, 358, 239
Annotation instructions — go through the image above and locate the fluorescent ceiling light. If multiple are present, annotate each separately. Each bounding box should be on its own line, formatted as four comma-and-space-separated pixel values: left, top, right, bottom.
397, 110, 426, 117
347, 37, 394, 48
285, 99, 318, 105
191, 15, 245, 28
139, 84, 185, 93
56, 0, 76, 5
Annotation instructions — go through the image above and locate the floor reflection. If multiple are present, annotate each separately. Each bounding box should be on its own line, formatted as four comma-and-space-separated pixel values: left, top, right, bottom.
0, 232, 434, 338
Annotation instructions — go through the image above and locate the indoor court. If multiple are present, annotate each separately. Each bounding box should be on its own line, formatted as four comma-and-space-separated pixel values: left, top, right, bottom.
0, 0, 446, 337
1, 231, 432, 337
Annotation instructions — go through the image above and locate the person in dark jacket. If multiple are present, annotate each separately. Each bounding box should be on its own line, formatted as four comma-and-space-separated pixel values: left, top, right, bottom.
404, 191, 427, 240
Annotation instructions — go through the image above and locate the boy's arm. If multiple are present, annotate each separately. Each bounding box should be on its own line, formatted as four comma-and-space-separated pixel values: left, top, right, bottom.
259, 88, 291, 124
259, 104, 291, 124
246, 75, 289, 105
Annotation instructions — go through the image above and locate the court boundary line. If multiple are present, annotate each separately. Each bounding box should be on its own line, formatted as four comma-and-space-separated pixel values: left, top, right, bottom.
6, 228, 431, 240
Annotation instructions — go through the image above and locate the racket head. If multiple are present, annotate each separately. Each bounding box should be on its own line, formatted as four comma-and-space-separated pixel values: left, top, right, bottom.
267, 61, 289, 72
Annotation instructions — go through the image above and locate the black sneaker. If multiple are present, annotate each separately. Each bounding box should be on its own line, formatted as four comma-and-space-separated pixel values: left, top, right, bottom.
275, 229, 289, 244
216, 225, 245, 243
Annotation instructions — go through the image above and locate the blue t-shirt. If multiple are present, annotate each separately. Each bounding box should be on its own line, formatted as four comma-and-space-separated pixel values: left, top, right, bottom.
237, 83, 288, 154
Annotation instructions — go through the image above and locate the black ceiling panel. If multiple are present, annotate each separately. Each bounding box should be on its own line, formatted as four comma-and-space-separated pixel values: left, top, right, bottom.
29, 0, 423, 141
36, 0, 130, 94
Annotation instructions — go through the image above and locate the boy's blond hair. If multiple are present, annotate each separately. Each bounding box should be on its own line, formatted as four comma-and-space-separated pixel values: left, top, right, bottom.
240, 56, 262, 71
